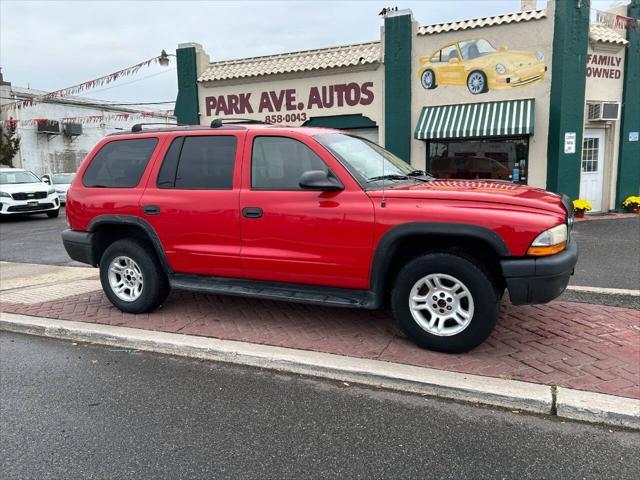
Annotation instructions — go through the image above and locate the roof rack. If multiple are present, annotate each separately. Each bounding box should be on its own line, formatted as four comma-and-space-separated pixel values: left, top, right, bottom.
210, 118, 265, 128
131, 122, 179, 132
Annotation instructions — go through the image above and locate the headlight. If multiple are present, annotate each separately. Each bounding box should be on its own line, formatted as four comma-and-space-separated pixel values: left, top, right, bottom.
495, 63, 506, 74
527, 224, 567, 256
47, 188, 56, 195
0, 191, 11, 198
536, 51, 544, 61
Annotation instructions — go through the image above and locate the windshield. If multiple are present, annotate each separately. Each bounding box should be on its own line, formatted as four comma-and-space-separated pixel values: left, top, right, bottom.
52, 173, 75, 184
314, 133, 423, 186
460, 39, 496, 60
0, 171, 41, 184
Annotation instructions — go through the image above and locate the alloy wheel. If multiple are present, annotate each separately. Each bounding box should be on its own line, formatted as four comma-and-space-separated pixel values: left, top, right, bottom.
108, 256, 144, 302
408, 273, 475, 336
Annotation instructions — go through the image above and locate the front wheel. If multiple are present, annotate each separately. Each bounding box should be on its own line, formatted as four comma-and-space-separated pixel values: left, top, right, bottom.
99, 238, 170, 314
467, 70, 488, 95
46, 209, 60, 218
391, 253, 499, 353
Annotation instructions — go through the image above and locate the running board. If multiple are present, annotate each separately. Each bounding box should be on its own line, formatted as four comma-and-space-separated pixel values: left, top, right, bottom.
169, 274, 379, 309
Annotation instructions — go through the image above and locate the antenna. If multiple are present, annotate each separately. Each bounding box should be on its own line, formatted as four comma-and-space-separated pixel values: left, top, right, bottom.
381, 146, 386, 208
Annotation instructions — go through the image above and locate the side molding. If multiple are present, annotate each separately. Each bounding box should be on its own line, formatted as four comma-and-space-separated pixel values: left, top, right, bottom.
369, 222, 510, 296
88, 215, 173, 274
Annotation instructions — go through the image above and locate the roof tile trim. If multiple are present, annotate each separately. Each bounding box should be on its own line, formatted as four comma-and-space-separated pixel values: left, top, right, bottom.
417, 9, 547, 35
198, 41, 381, 82
589, 23, 628, 45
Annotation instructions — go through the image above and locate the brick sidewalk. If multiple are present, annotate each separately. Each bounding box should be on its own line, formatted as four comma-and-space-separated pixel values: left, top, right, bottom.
2, 286, 638, 399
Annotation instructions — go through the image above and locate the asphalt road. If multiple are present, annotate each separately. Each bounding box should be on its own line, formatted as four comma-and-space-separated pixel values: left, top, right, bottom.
0, 210, 638, 306
1, 332, 638, 480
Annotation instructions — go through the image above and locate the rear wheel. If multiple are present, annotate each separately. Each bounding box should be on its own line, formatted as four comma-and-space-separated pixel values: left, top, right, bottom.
391, 253, 499, 353
99, 238, 170, 313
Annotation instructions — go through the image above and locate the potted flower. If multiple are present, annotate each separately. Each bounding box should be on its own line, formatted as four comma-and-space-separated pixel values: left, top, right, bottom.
572, 199, 592, 218
622, 196, 640, 214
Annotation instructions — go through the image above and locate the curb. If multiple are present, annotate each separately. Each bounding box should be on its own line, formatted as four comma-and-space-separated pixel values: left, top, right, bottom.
1, 312, 638, 429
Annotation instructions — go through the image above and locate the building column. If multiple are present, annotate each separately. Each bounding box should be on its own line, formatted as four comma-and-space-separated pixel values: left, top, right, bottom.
384, 9, 412, 162
546, 0, 591, 199
615, 0, 640, 208
174, 43, 203, 125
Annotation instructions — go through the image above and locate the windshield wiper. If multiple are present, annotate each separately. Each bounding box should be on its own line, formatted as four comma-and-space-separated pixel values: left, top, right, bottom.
367, 174, 430, 183
366, 174, 410, 183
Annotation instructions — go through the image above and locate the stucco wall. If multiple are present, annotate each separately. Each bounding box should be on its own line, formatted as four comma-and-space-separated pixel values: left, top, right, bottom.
584, 42, 626, 211
197, 66, 384, 129
10, 102, 172, 176
409, 10, 555, 189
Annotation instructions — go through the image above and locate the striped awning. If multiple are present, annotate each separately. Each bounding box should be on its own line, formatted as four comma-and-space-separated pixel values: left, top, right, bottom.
414, 99, 535, 140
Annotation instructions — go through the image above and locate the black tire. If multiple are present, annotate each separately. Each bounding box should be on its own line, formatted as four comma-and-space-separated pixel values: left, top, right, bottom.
391, 253, 499, 353
99, 238, 170, 314
467, 70, 488, 94
46, 209, 60, 218
420, 69, 437, 90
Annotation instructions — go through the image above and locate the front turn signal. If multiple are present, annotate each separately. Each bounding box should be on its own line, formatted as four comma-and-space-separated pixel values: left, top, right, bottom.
527, 242, 567, 256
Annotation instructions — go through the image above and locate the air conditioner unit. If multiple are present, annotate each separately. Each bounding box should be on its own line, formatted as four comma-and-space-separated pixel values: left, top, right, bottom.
587, 102, 620, 121
36, 120, 61, 134
63, 123, 82, 137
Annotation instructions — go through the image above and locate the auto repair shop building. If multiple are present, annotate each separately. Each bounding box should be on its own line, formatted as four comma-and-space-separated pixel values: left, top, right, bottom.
173, 0, 639, 212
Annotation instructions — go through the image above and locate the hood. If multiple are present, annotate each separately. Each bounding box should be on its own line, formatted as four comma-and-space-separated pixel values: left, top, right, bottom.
482, 50, 539, 66
0, 182, 50, 194
367, 179, 567, 215
53, 183, 71, 193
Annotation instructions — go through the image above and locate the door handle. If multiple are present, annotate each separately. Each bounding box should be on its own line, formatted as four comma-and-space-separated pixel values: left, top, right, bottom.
143, 205, 160, 215
242, 207, 263, 219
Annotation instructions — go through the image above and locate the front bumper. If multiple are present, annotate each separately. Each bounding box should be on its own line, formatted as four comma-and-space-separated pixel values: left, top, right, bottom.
501, 240, 578, 305
61, 229, 96, 266
0, 194, 60, 214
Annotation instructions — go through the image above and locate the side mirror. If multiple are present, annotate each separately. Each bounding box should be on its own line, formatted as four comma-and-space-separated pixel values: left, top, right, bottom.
448, 57, 460, 64
42, 175, 51, 184
299, 170, 343, 191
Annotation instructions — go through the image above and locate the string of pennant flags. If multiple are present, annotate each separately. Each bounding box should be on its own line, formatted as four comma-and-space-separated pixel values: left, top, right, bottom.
0, 55, 165, 112
0, 111, 174, 127
593, 8, 639, 31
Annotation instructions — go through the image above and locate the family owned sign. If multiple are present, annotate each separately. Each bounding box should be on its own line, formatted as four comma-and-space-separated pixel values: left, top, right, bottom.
204, 82, 375, 122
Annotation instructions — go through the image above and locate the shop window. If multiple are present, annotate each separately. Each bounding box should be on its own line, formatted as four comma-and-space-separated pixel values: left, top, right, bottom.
427, 137, 529, 183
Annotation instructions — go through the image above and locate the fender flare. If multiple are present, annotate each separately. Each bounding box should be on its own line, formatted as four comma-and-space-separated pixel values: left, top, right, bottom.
88, 215, 173, 274
369, 222, 509, 297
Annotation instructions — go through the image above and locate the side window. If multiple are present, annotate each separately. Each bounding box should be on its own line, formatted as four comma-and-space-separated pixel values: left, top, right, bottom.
251, 136, 328, 190
170, 136, 237, 190
430, 50, 442, 63
441, 45, 460, 62
83, 138, 158, 188
157, 137, 184, 188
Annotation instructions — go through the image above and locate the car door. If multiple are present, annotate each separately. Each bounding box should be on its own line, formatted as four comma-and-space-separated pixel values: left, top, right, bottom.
438, 44, 465, 85
140, 132, 244, 277
239, 131, 375, 289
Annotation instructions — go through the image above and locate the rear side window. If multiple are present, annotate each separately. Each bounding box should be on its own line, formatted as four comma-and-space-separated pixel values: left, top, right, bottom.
157, 136, 236, 190
83, 138, 158, 188
251, 136, 328, 190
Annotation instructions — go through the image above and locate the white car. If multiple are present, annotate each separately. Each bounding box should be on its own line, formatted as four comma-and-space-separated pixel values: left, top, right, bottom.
42, 172, 75, 204
0, 167, 60, 218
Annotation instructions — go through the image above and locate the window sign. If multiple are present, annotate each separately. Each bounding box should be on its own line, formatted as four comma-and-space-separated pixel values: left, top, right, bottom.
629, 132, 639, 142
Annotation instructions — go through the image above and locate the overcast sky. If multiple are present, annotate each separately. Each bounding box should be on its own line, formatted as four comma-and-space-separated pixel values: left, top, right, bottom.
0, 0, 619, 108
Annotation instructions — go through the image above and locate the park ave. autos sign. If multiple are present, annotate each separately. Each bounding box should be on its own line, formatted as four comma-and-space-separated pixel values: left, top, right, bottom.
204, 81, 375, 124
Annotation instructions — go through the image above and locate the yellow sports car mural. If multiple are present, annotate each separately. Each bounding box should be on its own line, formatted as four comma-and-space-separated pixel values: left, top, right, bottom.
418, 39, 547, 95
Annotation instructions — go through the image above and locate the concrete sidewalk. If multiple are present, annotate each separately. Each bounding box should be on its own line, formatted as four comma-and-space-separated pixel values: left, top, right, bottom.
1, 261, 638, 427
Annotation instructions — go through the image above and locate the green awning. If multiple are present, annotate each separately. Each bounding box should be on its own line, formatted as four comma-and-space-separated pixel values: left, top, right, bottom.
414, 99, 535, 140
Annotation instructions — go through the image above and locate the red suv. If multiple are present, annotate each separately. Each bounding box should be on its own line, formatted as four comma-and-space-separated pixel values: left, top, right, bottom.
62, 122, 577, 353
